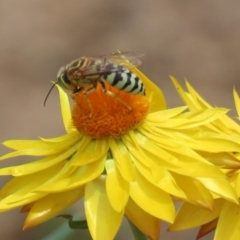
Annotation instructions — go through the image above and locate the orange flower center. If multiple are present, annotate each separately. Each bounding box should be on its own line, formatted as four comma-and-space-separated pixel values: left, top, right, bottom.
71, 83, 150, 138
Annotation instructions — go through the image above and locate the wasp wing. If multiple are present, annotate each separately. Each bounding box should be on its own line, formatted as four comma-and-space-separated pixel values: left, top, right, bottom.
82, 51, 144, 76
92, 51, 144, 68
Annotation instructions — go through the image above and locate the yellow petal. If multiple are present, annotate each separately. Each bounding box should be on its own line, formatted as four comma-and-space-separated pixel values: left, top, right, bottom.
197, 177, 238, 203
170, 76, 204, 110
146, 125, 240, 153
121, 133, 150, 169
3, 131, 81, 150
210, 114, 240, 135
105, 160, 129, 212
37, 156, 105, 192
123, 136, 187, 199
23, 187, 84, 229
172, 173, 214, 210
0, 163, 64, 211
214, 202, 240, 240
39, 130, 81, 142
186, 80, 240, 135
0, 163, 63, 199
2, 140, 47, 151
108, 138, 135, 182
148, 109, 228, 129
169, 199, 224, 231
185, 80, 213, 109
133, 158, 187, 199
31, 155, 81, 192
72, 138, 109, 166
130, 169, 175, 223
234, 88, 240, 119
172, 77, 240, 135
129, 129, 185, 170
132, 67, 166, 112
147, 106, 188, 122
196, 218, 218, 240
129, 130, 226, 178
125, 197, 161, 240
176, 109, 229, 129
234, 172, 240, 198
0, 131, 81, 160
84, 176, 124, 240
56, 83, 73, 133
0, 141, 80, 176
198, 151, 240, 169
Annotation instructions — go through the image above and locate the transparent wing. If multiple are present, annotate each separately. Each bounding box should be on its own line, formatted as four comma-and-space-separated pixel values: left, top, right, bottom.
82, 51, 144, 75
92, 51, 144, 68
66, 51, 144, 77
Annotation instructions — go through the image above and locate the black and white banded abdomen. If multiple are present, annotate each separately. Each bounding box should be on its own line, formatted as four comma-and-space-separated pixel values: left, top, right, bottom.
102, 65, 146, 95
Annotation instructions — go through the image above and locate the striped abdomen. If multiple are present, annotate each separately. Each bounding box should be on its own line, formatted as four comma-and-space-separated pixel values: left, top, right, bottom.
102, 64, 146, 95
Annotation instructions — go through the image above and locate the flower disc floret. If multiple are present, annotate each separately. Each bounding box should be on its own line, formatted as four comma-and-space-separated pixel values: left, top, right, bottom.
72, 84, 150, 138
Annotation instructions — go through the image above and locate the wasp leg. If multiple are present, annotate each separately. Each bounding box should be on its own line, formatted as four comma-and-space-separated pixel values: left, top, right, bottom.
82, 86, 97, 118
99, 80, 132, 111
72, 86, 95, 118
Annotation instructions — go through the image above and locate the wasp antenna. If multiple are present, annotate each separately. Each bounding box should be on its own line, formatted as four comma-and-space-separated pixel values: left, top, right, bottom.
44, 82, 58, 107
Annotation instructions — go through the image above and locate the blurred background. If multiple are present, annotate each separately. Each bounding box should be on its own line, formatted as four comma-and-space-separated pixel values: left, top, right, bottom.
0, 0, 240, 239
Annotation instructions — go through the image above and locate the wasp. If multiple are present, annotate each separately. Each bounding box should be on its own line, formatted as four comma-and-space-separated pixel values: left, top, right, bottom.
44, 51, 145, 117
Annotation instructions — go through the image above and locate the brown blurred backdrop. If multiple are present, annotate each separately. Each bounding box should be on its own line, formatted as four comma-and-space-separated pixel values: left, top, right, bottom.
1, 0, 240, 239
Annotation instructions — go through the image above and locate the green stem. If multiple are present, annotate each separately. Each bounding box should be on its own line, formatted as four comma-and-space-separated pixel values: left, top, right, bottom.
127, 219, 149, 240
57, 215, 88, 229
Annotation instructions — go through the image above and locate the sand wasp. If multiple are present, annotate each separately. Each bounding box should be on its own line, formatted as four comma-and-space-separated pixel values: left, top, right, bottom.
44, 51, 145, 117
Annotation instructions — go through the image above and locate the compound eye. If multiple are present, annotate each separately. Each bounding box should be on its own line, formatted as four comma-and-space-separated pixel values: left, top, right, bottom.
59, 73, 71, 85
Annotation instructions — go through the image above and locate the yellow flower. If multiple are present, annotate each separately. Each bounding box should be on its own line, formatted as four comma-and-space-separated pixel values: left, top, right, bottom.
169, 77, 240, 240
0, 70, 239, 240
